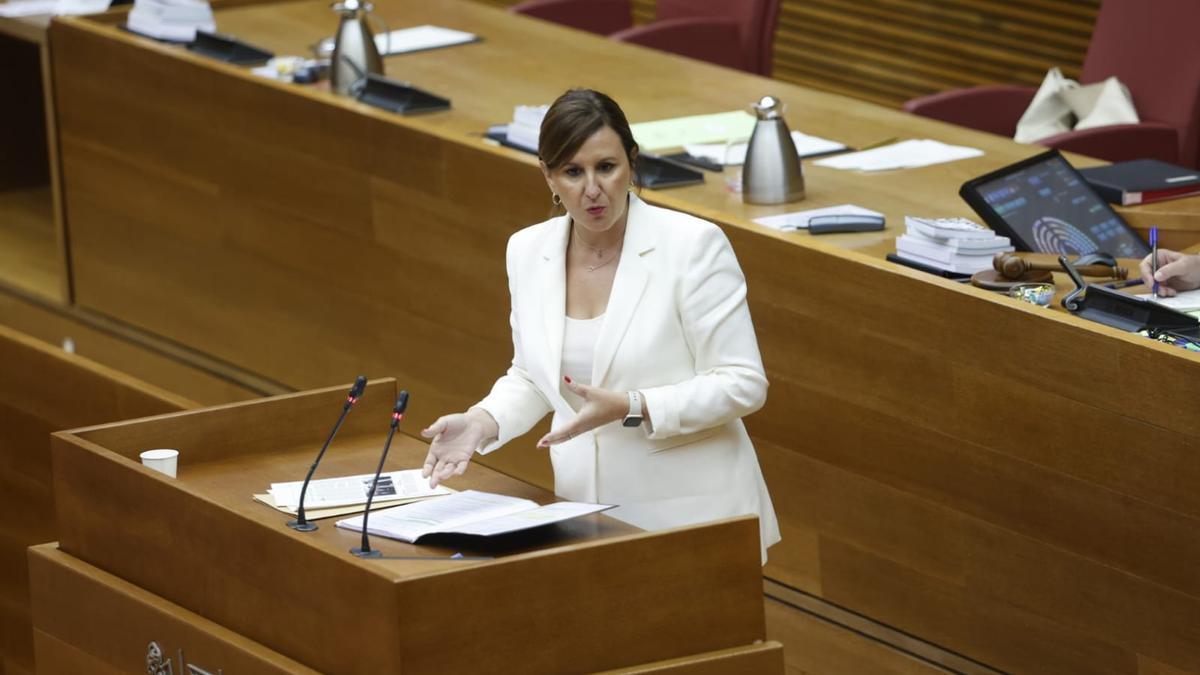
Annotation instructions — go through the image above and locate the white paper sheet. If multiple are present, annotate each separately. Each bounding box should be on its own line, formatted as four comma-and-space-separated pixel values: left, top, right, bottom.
336, 490, 614, 543
0, 0, 55, 16
375, 25, 478, 56
813, 139, 983, 172
754, 204, 884, 231
683, 130, 846, 166
1138, 288, 1200, 312
338, 490, 537, 542
269, 469, 449, 510
0, 0, 108, 15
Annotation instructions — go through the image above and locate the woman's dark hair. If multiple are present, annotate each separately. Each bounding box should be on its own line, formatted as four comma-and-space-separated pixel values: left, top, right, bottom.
539, 89, 639, 178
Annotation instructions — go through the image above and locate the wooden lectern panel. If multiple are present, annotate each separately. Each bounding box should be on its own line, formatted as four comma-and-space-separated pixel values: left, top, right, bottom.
0, 324, 194, 675
28, 543, 317, 674
50, 380, 771, 674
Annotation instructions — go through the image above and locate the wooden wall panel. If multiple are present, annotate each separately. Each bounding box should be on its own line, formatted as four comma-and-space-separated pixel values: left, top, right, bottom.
483, 0, 1099, 107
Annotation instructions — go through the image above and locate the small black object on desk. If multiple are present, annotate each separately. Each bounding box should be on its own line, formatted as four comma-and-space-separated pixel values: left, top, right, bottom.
186, 31, 274, 65
1058, 255, 1199, 336
635, 154, 705, 189
885, 253, 971, 280
808, 214, 885, 235
357, 74, 450, 115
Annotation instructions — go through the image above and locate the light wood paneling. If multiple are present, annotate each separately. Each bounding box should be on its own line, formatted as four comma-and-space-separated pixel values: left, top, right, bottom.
0, 289, 267, 406
764, 599, 953, 675
0, 188, 57, 301
0, 324, 195, 675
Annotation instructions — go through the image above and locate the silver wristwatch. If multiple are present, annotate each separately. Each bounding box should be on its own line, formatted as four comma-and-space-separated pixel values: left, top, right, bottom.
622, 390, 644, 428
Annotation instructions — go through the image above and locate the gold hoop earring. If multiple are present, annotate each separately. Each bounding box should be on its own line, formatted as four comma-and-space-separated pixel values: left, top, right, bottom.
552, 193, 562, 206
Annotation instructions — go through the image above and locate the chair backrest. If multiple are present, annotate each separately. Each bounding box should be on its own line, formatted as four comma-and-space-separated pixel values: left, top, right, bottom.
510, 0, 632, 37
655, 0, 780, 75
1081, 0, 1200, 167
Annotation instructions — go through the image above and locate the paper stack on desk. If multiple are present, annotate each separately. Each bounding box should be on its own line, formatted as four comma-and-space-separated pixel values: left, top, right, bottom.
125, 0, 214, 41
255, 469, 451, 520
683, 130, 846, 165
895, 216, 1012, 274
0, 0, 108, 16
504, 104, 548, 152
814, 139, 982, 172
373, 25, 479, 56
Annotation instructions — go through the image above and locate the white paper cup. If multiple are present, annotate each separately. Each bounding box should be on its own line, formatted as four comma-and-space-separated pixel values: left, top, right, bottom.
140, 448, 179, 478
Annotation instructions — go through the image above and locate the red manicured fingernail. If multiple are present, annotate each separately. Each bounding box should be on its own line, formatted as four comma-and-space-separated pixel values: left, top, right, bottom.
564, 376, 572, 383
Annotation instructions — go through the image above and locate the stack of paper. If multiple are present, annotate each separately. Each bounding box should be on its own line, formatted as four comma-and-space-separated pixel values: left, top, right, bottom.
895, 216, 1011, 274
754, 204, 883, 231
505, 104, 548, 152
125, 0, 214, 41
630, 111, 758, 152
0, 0, 109, 16
255, 469, 451, 519
814, 139, 982, 172
373, 25, 479, 56
683, 130, 846, 166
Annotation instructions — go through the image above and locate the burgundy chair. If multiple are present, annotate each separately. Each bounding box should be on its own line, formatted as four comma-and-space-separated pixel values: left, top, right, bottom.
903, 0, 1200, 167
611, 0, 780, 76
509, 0, 632, 37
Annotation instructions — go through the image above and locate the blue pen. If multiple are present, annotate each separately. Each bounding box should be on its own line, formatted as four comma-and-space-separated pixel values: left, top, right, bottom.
1151, 226, 1159, 298
1104, 278, 1145, 290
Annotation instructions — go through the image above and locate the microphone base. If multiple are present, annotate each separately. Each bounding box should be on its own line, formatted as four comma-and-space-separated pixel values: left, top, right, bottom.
350, 547, 382, 558
287, 519, 318, 532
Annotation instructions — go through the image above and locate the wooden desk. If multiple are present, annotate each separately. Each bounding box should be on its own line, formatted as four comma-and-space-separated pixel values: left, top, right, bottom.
49, 2, 1200, 672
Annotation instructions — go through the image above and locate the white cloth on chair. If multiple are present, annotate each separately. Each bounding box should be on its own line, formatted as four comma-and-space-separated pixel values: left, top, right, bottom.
1015, 67, 1139, 144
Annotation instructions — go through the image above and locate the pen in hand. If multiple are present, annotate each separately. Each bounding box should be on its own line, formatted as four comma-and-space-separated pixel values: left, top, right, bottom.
1151, 226, 1159, 298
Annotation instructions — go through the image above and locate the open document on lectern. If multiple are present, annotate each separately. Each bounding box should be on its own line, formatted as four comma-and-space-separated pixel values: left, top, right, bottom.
336, 490, 614, 543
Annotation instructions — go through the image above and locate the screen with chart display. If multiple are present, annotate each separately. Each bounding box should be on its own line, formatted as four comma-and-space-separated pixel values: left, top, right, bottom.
959, 150, 1150, 258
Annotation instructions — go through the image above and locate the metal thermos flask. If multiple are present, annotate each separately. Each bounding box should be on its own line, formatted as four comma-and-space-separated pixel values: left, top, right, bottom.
330, 0, 383, 96
742, 96, 805, 204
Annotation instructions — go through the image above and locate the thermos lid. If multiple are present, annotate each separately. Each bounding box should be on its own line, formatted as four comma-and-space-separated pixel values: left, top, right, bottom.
332, 0, 371, 13
751, 96, 785, 120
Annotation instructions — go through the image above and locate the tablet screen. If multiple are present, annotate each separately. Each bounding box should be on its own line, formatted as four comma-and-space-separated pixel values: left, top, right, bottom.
961, 151, 1150, 258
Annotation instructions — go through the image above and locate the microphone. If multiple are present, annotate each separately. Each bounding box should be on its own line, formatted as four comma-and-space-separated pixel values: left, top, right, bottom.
351, 390, 409, 558
287, 376, 368, 532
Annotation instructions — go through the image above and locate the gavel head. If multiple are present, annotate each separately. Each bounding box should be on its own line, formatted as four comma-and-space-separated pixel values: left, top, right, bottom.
993, 252, 1029, 279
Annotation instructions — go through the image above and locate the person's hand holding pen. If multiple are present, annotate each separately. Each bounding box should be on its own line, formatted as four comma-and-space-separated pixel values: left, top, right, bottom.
1139, 248, 1200, 297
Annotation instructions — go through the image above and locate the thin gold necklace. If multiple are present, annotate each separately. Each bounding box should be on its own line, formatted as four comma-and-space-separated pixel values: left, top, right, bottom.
572, 227, 622, 273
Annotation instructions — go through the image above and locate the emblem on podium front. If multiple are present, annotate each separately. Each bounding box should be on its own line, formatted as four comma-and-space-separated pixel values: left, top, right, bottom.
147, 641, 173, 675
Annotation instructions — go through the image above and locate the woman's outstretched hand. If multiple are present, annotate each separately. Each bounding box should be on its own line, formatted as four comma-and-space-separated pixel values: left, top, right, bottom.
421, 408, 498, 488
537, 377, 628, 448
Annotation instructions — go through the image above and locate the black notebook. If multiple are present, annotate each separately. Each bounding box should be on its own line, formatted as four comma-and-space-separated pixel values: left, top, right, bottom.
1079, 159, 1200, 206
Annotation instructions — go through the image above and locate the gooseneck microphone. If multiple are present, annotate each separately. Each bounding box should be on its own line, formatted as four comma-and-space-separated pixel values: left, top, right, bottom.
287, 376, 368, 532
351, 390, 409, 558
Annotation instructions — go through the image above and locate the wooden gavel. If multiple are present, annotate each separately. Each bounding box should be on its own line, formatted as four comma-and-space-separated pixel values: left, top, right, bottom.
993, 252, 1128, 280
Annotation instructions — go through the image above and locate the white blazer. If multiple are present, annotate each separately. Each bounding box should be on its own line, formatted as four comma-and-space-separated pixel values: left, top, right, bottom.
475, 193, 781, 562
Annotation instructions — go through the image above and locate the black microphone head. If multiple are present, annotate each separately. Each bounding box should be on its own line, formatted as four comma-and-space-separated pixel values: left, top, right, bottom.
394, 390, 409, 415
349, 375, 368, 399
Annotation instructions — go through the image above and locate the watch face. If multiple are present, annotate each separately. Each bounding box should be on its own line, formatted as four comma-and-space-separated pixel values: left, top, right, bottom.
622, 415, 643, 428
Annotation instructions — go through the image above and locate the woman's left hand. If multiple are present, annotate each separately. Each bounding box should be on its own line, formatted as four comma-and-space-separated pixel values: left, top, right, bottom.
537, 377, 627, 447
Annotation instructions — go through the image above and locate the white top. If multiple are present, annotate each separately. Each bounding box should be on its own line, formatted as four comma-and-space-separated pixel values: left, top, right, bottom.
560, 314, 604, 411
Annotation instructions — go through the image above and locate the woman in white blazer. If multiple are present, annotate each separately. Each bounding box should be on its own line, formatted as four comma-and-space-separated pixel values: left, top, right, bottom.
421, 89, 780, 562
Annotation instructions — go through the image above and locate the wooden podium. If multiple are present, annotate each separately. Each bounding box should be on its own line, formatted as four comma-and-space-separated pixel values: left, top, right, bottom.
33, 379, 782, 673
